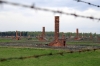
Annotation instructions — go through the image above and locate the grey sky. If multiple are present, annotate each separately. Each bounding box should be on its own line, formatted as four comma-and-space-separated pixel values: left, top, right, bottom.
0, 0, 100, 34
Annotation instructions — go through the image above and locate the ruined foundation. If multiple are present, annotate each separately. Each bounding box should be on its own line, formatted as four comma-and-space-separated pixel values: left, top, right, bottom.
75, 28, 80, 40
37, 27, 46, 41
48, 16, 66, 47
16, 30, 20, 40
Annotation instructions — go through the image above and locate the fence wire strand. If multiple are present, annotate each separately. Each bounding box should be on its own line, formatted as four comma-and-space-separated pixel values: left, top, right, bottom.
74, 0, 100, 8
0, 0, 100, 21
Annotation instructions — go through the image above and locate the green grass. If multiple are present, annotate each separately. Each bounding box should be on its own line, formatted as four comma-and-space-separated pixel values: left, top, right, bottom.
0, 38, 33, 42
0, 47, 100, 66
0, 47, 60, 58
67, 41, 100, 46
0, 38, 12, 42
0, 38, 100, 46
0, 38, 50, 44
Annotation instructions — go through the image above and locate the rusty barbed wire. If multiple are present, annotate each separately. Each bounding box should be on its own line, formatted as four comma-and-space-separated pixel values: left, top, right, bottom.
74, 0, 100, 7
0, 0, 100, 21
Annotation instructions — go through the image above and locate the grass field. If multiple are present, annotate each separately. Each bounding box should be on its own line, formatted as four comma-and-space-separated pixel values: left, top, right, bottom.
67, 41, 100, 46
0, 38, 50, 44
0, 38, 100, 46
0, 47, 100, 66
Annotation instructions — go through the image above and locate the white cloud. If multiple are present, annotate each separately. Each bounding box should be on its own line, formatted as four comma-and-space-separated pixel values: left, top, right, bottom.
0, 5, 100, 33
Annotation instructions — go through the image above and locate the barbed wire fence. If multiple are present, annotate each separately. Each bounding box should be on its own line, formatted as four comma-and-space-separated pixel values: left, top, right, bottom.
74, 0, 100, 8
0, 0, 100, 61
0, 0, 100, 21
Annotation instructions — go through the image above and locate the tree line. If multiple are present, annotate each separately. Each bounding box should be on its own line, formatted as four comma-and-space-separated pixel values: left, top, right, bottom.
0, 31, 99, 37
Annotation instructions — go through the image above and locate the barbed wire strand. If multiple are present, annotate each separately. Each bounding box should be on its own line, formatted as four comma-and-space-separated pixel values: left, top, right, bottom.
0, 0, 100, 21
74, 0, 100, 7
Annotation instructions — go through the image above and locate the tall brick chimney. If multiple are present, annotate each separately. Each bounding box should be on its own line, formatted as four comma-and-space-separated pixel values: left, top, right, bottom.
48, 16, 66, 47
42, 27, 45, 38
55, 16, 59, 40
76, 28, 79, 39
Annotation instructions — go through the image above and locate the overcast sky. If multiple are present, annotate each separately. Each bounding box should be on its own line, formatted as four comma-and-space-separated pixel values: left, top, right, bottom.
0, 0, 100, 34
